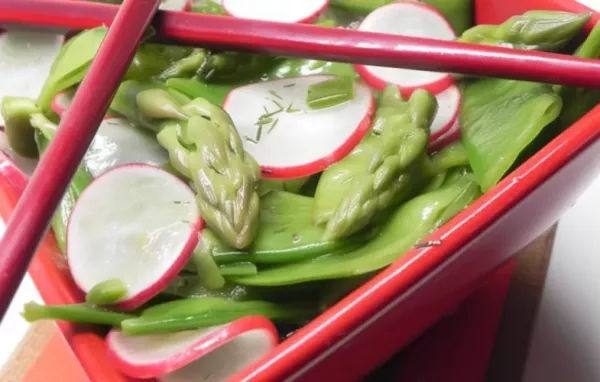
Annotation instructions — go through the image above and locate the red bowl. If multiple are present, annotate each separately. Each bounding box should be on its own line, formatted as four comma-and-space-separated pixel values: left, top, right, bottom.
1, 0, 600, 380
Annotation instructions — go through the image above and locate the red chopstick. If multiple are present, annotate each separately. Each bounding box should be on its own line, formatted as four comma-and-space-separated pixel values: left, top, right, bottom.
0, 0, 161, 320
3, 1, 600, 88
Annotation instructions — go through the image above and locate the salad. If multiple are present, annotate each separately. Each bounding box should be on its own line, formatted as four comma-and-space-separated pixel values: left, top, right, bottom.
1, 0, 599, 380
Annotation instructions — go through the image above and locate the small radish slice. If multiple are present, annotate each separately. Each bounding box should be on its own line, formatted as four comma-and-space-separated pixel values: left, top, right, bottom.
430, 84, 461, 141
429, 119, 461, 152
0, 30, 64, 126
84, 118, 170, 178
51, 91, 116, 120
355, 2, 456, 98
223, 0, 329, 23
67, 164, 202, 310
107, 316, 278, 380
223, 75, 375, 179
159, 0, 192, 11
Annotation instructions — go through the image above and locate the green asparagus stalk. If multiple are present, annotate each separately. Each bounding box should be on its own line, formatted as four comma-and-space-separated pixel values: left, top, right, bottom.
116, 85, 261, 249
313, 86, 437, 241
458, 11, 592, 51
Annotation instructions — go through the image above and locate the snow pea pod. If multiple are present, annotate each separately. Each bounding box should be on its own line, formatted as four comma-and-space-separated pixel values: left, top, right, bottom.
199, 191, 373, 265
166, 78, 232, 106
232, 175, 482, 286
459, 11, 591, 51
86, 279, 128, 305
313, 87, 437, 240
460, 79, 562, 191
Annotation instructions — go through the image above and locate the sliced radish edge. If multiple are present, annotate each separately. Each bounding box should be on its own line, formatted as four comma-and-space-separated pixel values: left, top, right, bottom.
106, 316, 279, 379
223, 0, 329, 23
430, 84, 461, 141
223, 75, 375, 179
66, 164, 203, 310
355, 1, 456, 98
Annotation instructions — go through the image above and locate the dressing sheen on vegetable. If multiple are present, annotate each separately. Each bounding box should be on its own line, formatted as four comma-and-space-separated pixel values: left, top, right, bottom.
1, 3, 593, 380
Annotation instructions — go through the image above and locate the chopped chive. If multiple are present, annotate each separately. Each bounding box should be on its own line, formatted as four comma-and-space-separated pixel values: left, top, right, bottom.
271, 99, 284, 110
283, 83, 295, 88
244, 136, 258, 144
268, 118, 279, 134
286, 102, 301, 113
306, 76, 354, 110
263, 105, 269, 113
268, 90, 283, 100
255, 117, 273, 126
256, 124, 264, 142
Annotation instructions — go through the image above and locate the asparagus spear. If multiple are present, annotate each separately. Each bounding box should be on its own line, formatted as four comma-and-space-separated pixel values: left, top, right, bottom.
313, 86, 437, 241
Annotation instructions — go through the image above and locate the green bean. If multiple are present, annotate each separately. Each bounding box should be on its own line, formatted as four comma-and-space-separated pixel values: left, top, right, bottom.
219, 262, 258, 277
22, 302, 135, 326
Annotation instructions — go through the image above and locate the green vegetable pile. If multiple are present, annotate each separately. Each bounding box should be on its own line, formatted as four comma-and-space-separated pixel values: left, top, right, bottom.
2, 3, 599, 346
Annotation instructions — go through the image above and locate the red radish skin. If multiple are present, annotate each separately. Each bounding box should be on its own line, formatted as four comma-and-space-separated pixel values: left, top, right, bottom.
355, 1, 456, 98
429, 119, 461, 152
106, 316, 279, 380
223, 0, 329, 23
66, 164, 203, 311
430, 84, 461, 141
223, 75, 375, 179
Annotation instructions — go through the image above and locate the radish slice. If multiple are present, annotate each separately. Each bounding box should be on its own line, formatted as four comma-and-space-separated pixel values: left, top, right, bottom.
52, 91, 116, 120
430, 84, 461, 141
160, 0, 192, 11
107, 316, 278, 380
355, 2, 456, 97
223, 0, 329, 23
223, 75, 375, 179
84, 118, 170, 178
67, 164, 202, 310
0, 30, 64, 125
429, 119, 461, 152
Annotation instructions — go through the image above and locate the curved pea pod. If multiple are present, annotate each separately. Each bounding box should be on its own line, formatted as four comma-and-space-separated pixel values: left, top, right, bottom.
460, 79, 562, 191
210, 191, 374, 265
37, 27, 107, 111
232, 175, 482, 286
126, 44, 192, 81
157, 48, 207, 80
424, 142, 469, 192
313, 87, 437, 241
458, 11, 591, 51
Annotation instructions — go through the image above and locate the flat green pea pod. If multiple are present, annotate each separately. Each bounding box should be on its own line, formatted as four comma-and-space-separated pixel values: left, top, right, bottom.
259, 177, 310, 195
313, 86, 437, 241
203, 191, 374, 265
424, 141, 469, 192
267, 57, 357, 81
460, 79, 562, 191
1, 97, 40, 158
157, 101, 261, 249
22, 302, 135, 326
166, 78, 232, 106
232, 174, 482, 286
458, 11, 591, 51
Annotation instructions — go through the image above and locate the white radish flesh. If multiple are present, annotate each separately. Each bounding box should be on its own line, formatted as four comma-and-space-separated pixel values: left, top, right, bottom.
355, 2, 456, 97
67, 164, 202, 310
0, 30, 64, 125
223, 75, 375, 179
430, 84, 461, 141
106, 316, 278, 380
159, 0, 191, 11
223, 0, 329, 23
84, 118, 170, 178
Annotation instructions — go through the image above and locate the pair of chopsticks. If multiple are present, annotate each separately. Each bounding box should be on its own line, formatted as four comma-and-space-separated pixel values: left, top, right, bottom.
1, 0, 600, 319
